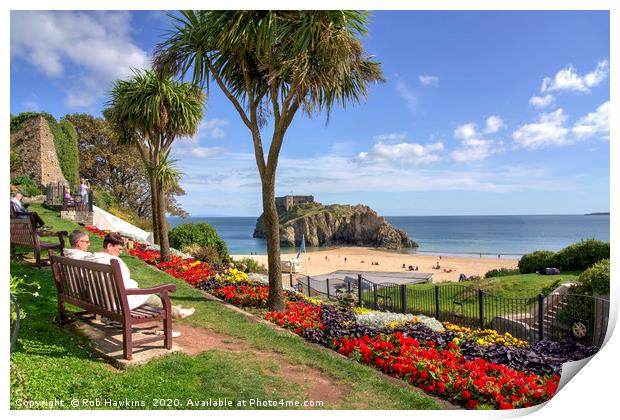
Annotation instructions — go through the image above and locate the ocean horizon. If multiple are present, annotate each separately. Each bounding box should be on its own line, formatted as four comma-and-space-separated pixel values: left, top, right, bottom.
168, 214, 610, 258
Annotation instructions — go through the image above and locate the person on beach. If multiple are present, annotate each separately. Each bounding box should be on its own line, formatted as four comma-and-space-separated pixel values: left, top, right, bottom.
85, 233, 195, 332
63, 230, 93, 260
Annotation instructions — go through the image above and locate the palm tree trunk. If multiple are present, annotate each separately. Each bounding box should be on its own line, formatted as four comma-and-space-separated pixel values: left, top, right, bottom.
149, 174, 160, 245
157, 181, 171, 262
261, 170, 284, 312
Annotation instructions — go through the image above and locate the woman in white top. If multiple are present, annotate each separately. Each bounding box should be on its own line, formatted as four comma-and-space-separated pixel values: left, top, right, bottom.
84, 233, 194, 322
78, 179, 89, 209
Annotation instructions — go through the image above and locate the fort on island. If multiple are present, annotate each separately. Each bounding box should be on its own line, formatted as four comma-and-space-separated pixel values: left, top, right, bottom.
275, 195, 314, 212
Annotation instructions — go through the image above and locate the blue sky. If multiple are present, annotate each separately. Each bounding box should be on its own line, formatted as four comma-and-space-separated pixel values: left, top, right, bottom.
10, 10, 610, 216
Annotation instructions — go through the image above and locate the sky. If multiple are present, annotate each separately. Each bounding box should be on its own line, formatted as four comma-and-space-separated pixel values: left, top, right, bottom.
10, 10, 610, 217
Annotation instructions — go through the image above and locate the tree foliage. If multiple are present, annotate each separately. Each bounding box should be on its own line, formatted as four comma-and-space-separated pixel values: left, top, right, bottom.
154, 11, 384, 310
65, 113, 188, 225
169, 223, 230, 263
105, 70, 204, 261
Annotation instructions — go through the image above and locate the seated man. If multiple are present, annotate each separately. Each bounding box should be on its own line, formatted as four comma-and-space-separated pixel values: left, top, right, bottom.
84, 233, 194, 326
63, 230, 93, 260
11, 193, 46, 228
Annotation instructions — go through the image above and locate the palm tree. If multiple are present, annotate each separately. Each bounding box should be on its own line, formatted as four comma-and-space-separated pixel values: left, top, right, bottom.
105, 69, 205, 262
154, 11, 384, 310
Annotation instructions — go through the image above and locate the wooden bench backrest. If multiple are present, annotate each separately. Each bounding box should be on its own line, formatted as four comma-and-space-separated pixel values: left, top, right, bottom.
10, 217, 37, 247
51, 255, 130, 317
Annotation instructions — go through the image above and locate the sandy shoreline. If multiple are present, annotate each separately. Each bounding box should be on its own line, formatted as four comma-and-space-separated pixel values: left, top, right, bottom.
232, 247, 518, 283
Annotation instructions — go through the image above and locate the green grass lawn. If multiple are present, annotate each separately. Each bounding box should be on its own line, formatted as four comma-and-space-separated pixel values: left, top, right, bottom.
10, 205, 442, 410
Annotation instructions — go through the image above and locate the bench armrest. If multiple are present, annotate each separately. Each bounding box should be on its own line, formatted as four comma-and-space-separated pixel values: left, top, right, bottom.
38, 230, 68, 238
125, 284, 177, 296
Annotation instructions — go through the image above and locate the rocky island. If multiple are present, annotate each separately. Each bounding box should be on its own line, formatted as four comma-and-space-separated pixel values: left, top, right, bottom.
253, 196, 417, 250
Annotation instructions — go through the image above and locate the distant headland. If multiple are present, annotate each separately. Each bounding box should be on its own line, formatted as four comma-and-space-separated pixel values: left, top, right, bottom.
253, 195, 417, 250
585, 212, 610, 216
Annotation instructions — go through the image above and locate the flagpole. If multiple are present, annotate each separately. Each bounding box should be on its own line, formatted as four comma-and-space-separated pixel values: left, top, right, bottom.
304, 236, 308, 278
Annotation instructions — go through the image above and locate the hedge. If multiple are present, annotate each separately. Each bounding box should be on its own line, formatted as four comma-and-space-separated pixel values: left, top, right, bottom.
552, 239, 610, 272
518, 251, 556, 274
168, 223, 230, 263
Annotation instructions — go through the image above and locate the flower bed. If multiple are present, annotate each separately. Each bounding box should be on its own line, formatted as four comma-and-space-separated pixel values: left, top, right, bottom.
332, 333, 559, 409
84, 225, 600, 410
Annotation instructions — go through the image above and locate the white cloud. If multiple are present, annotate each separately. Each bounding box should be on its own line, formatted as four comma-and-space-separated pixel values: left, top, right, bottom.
512, 109, 569, 148
11, 11, 149, 108
451, 117, 505, 162
418, 75, 438, 86
454, 123, 478, 140
451, 141, 494, 162
196, 118, 229, 141
540, 60, 609, 93
175, 146, 226, 158
372, 132, 407, 143
179, 151, 567, 198
395, 77, 417, 113
484, 115, 505, 134
529, 94, 555, 109
22, 101, 40, 112
571, 101, 610, 140
356, 141, 444, 165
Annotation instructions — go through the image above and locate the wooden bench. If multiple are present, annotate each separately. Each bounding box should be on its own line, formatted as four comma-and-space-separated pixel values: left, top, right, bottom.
10, 214, 67, 267
50, 255, 177, 360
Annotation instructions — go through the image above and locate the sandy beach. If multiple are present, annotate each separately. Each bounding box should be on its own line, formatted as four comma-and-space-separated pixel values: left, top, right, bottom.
232, 247, 519, 283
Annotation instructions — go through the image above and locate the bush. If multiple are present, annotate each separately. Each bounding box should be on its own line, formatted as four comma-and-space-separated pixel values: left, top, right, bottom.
55, 117, 80, 186
92, 186, 114, 210
169, 223, 229, 263
541, 279, 562, 296
552, 239, 610, 271
484, 268, 520, 278
232, 257, 268, 274
11, 175, 42, 197
518, 251, 556, 274
181, 244, 223, 265
576, 259, 610, 295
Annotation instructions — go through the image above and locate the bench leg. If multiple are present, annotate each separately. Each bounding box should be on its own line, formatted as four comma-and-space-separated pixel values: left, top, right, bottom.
58, 299, 69, 323
123, 323, 133, 360
164, 315, 173, 350
34, 247, 42, 269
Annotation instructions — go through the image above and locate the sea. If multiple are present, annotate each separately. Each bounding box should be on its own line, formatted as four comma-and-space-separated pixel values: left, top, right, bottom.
167, 214, 610, 258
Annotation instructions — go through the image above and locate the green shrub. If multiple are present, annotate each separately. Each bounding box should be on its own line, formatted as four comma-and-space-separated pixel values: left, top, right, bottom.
575, 259, 610, 295
518, 250, 556, 274
169, 223, 229, 263
552, 239, 610, 271
181, 244, 223, 265
92, 186, 114, 210
11, 175, 42, 197
232, 257, 268, 274
541, 279, 562, 296
55, 118, 80, 186
484, 268, 520, 278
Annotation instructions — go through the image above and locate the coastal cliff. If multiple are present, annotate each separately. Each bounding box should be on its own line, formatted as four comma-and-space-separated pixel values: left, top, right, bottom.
253, 202, 417, 250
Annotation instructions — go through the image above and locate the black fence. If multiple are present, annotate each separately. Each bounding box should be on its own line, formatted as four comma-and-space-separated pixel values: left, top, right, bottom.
297, 275, 609, 348
46, 182, 93, 212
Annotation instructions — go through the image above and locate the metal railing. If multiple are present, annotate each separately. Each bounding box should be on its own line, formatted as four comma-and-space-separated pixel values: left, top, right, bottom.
46, 182, 93, 212
297, 275, 610, 348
